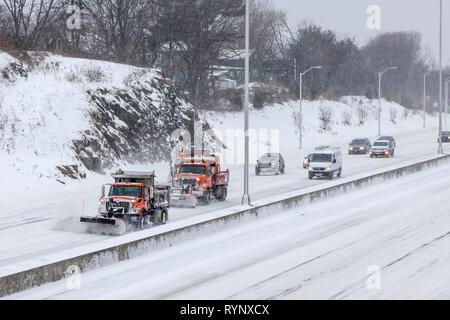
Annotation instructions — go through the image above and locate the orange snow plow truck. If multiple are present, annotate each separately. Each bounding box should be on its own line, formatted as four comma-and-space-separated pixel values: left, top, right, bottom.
170, 151, 229, 208
80, 170, 170, 235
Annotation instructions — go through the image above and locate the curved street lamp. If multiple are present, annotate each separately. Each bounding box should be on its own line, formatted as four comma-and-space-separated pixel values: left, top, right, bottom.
378, 67, 398, 136
298, 66, 322, 149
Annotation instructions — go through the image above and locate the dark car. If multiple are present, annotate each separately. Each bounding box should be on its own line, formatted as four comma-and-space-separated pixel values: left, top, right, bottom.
438, 131, 450, 143
348, 138, 371, 155
255, 153, 285, 175
378, 136, 396, 148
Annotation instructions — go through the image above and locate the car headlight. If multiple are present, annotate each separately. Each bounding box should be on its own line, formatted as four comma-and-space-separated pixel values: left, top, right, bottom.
349, 147, 353, 150
325, 166, 332, 171
360, 147, 365, 150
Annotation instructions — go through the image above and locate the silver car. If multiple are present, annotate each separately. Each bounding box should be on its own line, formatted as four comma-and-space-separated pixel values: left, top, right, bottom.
256, 153, 286, 175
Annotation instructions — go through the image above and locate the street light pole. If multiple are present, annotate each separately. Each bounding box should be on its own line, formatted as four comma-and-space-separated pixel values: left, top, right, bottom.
424, 72, 431, 128
298, 66, 322, 149
438, 0, 444, 154
445, 77, 450, 127
378, 67, 398, 136
242, 0, 251, 206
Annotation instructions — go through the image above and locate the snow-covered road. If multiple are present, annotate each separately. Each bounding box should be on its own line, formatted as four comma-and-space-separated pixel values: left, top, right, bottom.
0, 127, 446, 270
9, 153, 450, 300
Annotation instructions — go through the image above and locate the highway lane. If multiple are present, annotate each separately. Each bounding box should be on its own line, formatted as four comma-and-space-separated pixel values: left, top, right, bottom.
9, 155, 450, 299
0, 126, 447, 270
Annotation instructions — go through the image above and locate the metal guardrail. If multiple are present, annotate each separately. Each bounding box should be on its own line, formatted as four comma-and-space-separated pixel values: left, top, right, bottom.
1, 154, 449, 297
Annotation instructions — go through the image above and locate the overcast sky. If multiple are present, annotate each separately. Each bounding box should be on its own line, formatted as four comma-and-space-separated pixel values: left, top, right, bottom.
274, 0, 450, 66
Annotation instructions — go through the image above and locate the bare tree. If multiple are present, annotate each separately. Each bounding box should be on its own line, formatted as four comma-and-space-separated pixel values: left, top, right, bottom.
318, 105, 333, 131
80, 0, 152, 63
2, 0, 57, 48
390, 107, 398, 124
357, 107, 368, 125
154, 0, 243, 103
341, 110, 352, 126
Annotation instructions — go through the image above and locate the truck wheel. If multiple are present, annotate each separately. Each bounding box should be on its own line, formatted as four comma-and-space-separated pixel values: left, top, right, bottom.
152, 209, 168, 226
161, 209, 168, 225
337, 168, 342, 177
214, 187, 227, 201
255, 168, 260, 176
137, 213, 147, 230
201, 189, 211, 205
308, 172, 314, 180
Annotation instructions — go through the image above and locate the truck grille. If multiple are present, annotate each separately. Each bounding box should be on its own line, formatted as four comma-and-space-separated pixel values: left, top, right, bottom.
107, 201, 130, 213
313, 167, 325, 171
179, 178, 199, 192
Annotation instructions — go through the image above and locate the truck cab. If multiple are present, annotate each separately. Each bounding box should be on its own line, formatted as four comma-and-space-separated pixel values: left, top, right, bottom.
172, 152, 229, 206
100, 183, 150, 218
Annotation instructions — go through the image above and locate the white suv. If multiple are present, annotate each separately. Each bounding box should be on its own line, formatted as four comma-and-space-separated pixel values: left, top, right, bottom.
308, 147, 343, 180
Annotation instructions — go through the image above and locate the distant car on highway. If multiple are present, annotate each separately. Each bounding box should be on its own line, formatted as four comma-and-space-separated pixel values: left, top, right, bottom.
308, 147, 342, 180
438, 131, 450, 143
370, 140, 395, 158
348, 138, 371, 155
377, 136, 396, 148
255, 153, 285, 176
303, 154, 312, 169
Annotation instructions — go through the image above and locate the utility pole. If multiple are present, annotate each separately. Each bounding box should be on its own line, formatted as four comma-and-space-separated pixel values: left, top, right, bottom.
241, 0, 251, 206
445, 77, 450, 127
438, 0, 444, 154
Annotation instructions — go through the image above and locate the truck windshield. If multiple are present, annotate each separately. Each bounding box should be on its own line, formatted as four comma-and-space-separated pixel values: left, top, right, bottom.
108, 185, 142, 198
311, 153, 332, 162
179, 165, 206, 175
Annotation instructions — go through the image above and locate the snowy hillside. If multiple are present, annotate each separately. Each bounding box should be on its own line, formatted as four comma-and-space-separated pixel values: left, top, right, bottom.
201, 96, 435, 162
0, 51, 202, 180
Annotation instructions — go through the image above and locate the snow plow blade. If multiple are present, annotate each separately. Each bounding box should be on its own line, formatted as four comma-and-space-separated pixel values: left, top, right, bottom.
170, 194, 197, 208
80, 216, 127, 236
80, 216, 116, 225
